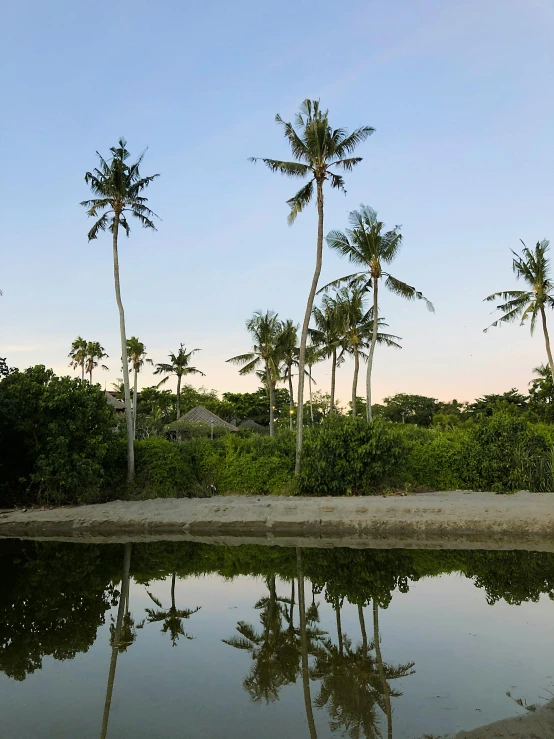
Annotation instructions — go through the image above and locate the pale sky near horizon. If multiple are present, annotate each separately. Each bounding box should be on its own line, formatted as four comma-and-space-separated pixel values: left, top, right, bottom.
2, 0, 554, 406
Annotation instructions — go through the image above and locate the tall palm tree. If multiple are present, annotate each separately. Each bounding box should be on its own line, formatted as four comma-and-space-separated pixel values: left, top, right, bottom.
252, 100, 374, 474
101, 543, 132, 739
325, 205, 433, 422
332, 287, 401, 417
154, 345, 204, 420
81, 138, 160, 483
68, 336, 88, 381
145, 574, 200, 647
227, 311, 283, 437
85, 341, 109, 384
127, 336, 153, 437
485, 239, 554, 378
310, 298, 345, 412
279, 319, 299, 430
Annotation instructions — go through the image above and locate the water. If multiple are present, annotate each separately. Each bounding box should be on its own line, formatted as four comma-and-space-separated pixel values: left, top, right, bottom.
1, 540, 553, 738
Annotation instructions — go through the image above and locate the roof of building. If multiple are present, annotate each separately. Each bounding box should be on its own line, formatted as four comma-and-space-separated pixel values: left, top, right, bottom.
105, 391, 125, 411
180, 405, 239, 431
239, 419, 269, 433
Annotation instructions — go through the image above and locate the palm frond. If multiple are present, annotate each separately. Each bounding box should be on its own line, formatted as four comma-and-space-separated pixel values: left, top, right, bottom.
287, 179, 314, 224
384, 274, 434, 311
251, 158, 310, 177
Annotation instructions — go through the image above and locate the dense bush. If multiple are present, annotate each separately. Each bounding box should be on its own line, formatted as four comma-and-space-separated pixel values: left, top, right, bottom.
394, 425, 466, 490
0, 366, 117, 506
299, 415, 403, 495
132, 437, 202, 497
192, 432, 295, 495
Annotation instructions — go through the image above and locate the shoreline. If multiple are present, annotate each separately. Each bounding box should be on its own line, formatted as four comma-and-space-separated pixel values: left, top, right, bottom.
2, 491, 554, 550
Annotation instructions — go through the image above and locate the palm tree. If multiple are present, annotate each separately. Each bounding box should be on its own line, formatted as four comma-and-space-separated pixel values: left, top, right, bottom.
296, 547, 318, 739
81, 138, 160, 483
68, 336, 88, 381
101, 543, 132, 739
85, 341, 109, 384
332, 287, 401, 417
279, 319, 299, 430
227, 311, 283, 437
304, 344, 322, 425
154, 345, 204, 420
484, 239, 554, 378
145, 573, 200, 647
325, 205, 433, 422
252, 100, 374, 474
310, 298, 345, 412
127, 336, 153, 437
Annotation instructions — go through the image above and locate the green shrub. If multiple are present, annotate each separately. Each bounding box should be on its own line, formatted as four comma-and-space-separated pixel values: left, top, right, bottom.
0, 366, 117, 506
460, 413, 553, 492
299, 415, 403, 495
133, 437, 202, 498
396, 425, 466, 490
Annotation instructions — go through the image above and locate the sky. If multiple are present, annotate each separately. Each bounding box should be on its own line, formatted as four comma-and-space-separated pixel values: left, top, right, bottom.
2, 0, 554, 405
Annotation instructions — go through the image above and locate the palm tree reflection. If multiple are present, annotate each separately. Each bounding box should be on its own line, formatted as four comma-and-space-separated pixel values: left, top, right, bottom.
145, 573, 200, 646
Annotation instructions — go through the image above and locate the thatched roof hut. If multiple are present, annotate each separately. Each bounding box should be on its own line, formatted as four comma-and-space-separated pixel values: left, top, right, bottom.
166, 406, 239, 439
239, 419, 269, 434
105, 391, 125, 412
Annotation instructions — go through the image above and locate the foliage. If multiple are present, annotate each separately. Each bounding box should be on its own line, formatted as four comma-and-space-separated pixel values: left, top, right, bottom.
380, 393, 439, 427
528, 364, 554, 422
299, 415, 403, 495
223, 388, 290, 427
0, 366, 117, 506
464, 389, 528, 419
132, 437, 203, 498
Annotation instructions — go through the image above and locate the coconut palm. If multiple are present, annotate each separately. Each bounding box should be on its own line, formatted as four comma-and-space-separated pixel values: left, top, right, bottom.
325, 205, 433, 422
154, 345, 204, 421
252, 100, 374, 474
145, 574, 200, 647
85, 341, 109, 384
279, 319, 299, 430
227, 311, 283, 437
484, 240, 554, 378
81, 138, 160, 483
68, 336, 88, 381
304, 343, 322, 425
127, 336, 153, 437
332, 287, 401, 417
310, 297, 346, 412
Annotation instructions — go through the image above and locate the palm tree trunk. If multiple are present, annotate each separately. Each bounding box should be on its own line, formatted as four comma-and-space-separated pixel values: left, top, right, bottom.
112, 215, 135, 483
540, 305, 554, 379
373, 599, 392, 739
267, 361, 275, 437
89, 367, 93, 383
366, 279, 379, 423
335, 599, 343, 657
309, 368, 314, 425
288, 365, 294, 430
295, 179, 325, 476
133, 367, 138, 439
101, 542, 132, 739
330, 348, 337, 412
290, 579, 295, 626
171, 573, 176, 610
176, 374, 181, 420
296, 547, 317, 739
358, 604, 368, 657
352, 346, 359, 417
81, 363, 85, 382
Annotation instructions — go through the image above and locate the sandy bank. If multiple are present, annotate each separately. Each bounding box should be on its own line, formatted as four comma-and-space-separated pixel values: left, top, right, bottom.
1, 491, 554, 550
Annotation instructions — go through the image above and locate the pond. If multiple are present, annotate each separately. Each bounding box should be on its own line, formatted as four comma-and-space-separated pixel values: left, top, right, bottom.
1, 540, 553, 738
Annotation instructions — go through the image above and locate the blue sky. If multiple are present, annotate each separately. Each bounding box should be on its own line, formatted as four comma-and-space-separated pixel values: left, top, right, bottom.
2, 0, 554, 405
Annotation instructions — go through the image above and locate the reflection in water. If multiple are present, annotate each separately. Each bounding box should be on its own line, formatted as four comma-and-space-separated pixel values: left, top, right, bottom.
1, 541, 554, 738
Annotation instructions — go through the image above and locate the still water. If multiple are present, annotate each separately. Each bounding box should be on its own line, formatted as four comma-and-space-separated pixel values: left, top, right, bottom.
1, 540, 553, 738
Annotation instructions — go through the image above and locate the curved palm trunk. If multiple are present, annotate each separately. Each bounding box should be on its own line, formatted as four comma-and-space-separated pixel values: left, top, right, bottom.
373, 599, 392, 739
352, 345, 360, 417
112, 216, 135, 483
132, 367, 138, 439
308, 367, 314, 425
295, 180, 324, 476
366, 279, 379, 423
540, 306, 554, 379
81, 363, 85, 381
266, 361, 275, 437
176, 374, 182, 420
89, 368, 93, 384
101, 542, 132, 739
330, 348, 337, 412
171, 573, 176, 610
358, 604, 368, 657
296, 547, 317, 739
288, 365, 295, 430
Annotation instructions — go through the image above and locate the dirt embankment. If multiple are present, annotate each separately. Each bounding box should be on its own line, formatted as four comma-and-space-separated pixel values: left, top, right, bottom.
1, 491, 554, 549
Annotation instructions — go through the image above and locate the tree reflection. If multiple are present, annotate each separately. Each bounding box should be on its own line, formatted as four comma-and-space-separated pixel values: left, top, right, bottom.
145, 573, 200, 646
